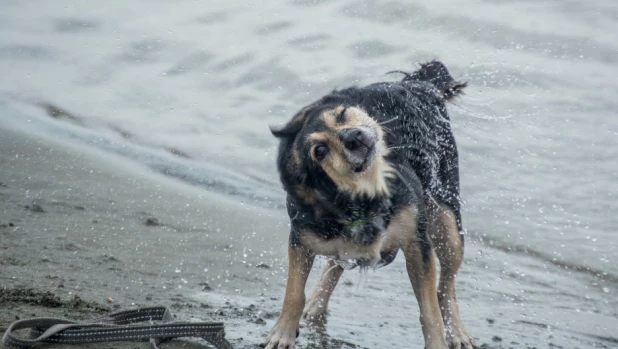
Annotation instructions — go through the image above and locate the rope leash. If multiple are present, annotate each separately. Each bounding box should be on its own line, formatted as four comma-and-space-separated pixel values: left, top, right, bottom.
2, 306, 233, 349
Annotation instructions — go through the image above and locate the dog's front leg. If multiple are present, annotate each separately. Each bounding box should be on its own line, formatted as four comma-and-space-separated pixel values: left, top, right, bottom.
303, 259, 344, 320
262, 244, 315, 349
403, 240, 448, 349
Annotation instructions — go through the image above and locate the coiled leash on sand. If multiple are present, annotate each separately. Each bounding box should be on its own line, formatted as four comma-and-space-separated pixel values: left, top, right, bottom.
2, 306, 233, 349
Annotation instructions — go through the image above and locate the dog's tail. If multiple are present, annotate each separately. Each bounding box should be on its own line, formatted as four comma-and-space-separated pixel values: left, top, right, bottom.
389, 61, 467, 101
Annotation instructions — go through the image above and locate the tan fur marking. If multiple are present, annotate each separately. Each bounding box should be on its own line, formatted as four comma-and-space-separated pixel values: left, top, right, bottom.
427, 202, 463, 274
292, 147, 301, 168
426, 201, 476, 348
403, 241, 447, 348
296, 185, 316, 206
300, 232, 385, 266
281, 245, 314, 316
321, 105, 341, 129
381, 205, 418, 251
263, 245, 315, 349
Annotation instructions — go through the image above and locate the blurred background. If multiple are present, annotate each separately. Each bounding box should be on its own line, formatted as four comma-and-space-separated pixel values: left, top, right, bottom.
1, 1, 617, 347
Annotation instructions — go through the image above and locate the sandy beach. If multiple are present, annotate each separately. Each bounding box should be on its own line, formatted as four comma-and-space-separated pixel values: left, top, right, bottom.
0, 125, 289, 348
1, 125, 617, 349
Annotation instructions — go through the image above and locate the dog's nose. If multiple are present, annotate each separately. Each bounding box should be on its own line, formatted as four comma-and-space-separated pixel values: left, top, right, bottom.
340, 128, 376, 151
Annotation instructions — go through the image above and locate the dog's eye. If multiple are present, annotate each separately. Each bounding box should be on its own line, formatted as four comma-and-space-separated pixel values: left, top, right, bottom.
336, 107, 347, 124
314, 145, 329, 160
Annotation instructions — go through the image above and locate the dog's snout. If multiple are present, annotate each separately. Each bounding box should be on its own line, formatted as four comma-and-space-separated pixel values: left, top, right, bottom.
341, 128, 375, 151
343, 129, 364, 150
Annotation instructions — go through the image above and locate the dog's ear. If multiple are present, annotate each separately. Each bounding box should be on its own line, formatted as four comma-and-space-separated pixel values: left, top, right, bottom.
270, 102, 317, 138
270, 117, 304, 138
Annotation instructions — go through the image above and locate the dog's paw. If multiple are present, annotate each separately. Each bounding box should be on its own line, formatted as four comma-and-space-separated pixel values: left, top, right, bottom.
423, 340, 449, 349
302, 295, 327, 320
261, 321, 299, 349
446, 328, 476, 349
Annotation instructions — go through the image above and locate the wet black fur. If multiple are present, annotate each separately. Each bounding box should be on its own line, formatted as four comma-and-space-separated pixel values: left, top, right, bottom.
272, 61, 465, 266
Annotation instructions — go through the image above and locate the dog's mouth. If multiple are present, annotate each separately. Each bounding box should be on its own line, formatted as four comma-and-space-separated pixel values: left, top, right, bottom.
351, 144, 377, 174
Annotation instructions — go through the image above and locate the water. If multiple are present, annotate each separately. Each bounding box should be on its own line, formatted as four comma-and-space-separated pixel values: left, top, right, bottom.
1, 0, 616, 282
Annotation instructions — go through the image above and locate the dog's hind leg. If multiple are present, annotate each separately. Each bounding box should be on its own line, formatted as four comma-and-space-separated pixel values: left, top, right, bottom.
391, 206, 448, 349
427, 201, 476, 349
404, 245, 448, 349
303, 259, 344, 320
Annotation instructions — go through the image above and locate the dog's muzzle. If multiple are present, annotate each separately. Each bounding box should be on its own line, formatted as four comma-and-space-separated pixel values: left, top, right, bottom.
339, 127, 377, 172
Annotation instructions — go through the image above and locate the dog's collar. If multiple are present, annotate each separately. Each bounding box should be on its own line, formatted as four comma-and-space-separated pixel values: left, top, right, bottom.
336, 218, 370, 227
311, 190, 393, 229
333, 202, 392, 228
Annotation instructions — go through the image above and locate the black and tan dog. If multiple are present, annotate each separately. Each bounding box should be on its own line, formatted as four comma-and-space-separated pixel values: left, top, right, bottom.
262, 61, 475, 349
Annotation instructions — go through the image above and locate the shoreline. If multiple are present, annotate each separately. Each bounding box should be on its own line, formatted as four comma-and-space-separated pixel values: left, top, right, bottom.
1, 125, 617, 349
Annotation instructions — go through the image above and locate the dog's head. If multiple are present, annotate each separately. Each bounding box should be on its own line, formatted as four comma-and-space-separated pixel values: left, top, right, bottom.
272, 101, 392, 205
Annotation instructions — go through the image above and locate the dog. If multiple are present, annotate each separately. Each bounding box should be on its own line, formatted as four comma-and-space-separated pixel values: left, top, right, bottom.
262, 61, 475, 349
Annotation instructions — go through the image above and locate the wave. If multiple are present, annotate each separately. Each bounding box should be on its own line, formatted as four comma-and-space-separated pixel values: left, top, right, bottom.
1, 100, 286, 210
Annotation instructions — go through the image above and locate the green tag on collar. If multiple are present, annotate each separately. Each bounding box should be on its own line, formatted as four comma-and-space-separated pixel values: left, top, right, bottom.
337, 219, 367, 227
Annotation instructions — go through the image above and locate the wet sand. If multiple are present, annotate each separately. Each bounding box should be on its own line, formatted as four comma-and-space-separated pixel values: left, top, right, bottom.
0, 125, 289, 348
1, 126, 617, 348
